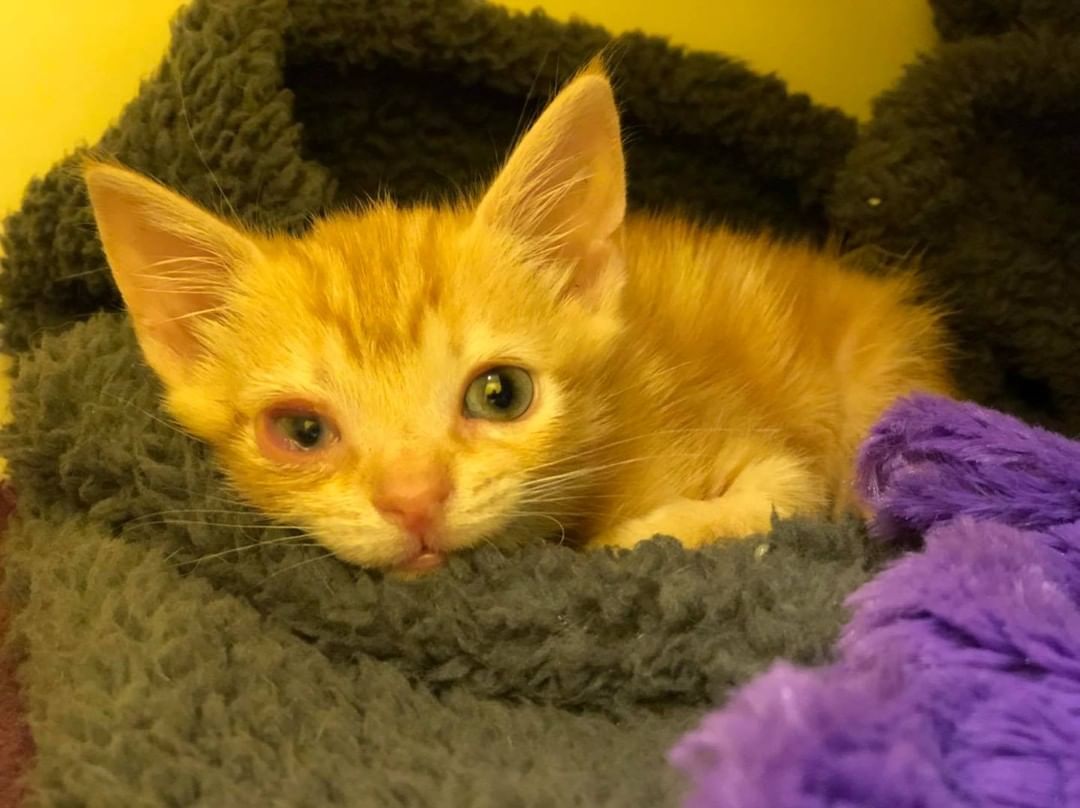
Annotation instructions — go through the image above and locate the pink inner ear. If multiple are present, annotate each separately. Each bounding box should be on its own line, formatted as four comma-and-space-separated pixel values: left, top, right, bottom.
138, 289, 223, 361
121, 223, 231, 363
84, 162, 259, 386
560, 238, 626, 306
474, 73, 626, 266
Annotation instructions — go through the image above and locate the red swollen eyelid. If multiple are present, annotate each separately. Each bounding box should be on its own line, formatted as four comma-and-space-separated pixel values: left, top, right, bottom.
254, 402, 339, 463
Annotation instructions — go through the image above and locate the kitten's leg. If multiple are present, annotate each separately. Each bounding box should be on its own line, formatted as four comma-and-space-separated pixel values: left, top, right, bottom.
589, 454, 826, 550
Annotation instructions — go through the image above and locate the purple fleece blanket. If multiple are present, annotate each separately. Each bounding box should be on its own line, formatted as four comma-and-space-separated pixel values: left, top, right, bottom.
670, 395, 1080, 807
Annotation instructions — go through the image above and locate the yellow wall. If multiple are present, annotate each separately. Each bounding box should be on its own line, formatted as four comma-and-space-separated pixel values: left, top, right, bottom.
0, 1, 937, 219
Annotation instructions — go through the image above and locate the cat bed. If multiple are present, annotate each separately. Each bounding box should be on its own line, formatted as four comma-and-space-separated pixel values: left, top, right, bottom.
830, 0, 1080, 434
674, 394, 1080, 806
2, 0, 1079, 804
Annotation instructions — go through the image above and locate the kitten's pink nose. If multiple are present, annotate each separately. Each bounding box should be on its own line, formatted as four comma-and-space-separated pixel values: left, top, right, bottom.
372, 460, 452, 541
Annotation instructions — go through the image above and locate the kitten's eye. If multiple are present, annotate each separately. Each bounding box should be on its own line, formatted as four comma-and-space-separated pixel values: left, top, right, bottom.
257, 404, 339, 459
463, 366, 534, 421
275, 414, 329, 450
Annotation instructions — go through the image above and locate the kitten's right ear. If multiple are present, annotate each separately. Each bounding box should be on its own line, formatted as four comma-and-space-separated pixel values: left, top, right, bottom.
474, 64, 626, 308
84, 162, 259, 386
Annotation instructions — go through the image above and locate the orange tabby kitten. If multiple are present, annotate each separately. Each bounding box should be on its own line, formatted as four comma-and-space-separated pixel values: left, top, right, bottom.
84, 66, 950, 573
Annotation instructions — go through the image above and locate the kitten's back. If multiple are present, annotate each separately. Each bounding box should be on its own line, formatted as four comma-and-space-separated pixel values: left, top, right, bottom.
616, 214, 951, 505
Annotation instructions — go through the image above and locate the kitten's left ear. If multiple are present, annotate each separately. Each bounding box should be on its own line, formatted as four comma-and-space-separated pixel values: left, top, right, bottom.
475, 63, 626, 305
84, 162, 260, 387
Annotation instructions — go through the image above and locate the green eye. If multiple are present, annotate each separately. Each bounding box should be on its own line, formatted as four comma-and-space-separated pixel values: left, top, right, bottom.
463, 366, 535, 421
274, 414, 329, 450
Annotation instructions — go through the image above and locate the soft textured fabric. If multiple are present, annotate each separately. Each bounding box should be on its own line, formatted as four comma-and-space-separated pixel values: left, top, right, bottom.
671, 394, 1080, 807
0, 604, 31, 808
0, 483, 30, 808
930, 0, 1080, 40
829, 9, 1080, 433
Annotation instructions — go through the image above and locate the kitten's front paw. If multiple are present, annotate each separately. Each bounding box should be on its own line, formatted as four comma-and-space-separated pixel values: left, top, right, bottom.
589, 456, 825, 551
590, 519, 670, 551
590, 497, 769, 551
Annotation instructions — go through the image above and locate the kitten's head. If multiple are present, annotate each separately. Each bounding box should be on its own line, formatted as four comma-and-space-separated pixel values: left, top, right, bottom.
85, 67, 628, 571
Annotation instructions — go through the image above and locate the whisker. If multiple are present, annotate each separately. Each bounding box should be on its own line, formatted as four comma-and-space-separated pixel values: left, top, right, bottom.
528, 513, 567, 545
502, 509, 592, 519
264, 550, 338, 581
55, 267, 107, 281
134, 286, 231, 296
128, 507, 280, 521
478, 536, 511, 559
134, 518, 312, 530
519, 451, 716, 494
172, 537, 326, 569
167, 58, 240, 221
144, 255, 225, 269
168, 529, 326, 565
143, 490, 258, 513
516, 491, 626, 503
510, 50, 550, 151
152, 306, 229, 324
517, 426, 774, 478
94, 391, 196, 442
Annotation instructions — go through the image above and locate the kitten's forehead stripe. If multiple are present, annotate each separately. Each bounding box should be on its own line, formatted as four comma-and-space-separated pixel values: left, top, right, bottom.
294, 206, 464, 368
410, 214, 445, 347
402, 214, 438, 348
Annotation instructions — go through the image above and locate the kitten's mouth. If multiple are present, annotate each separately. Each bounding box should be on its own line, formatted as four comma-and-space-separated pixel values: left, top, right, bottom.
392, 550, 445, 576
